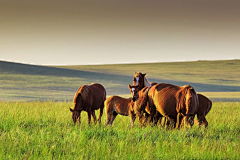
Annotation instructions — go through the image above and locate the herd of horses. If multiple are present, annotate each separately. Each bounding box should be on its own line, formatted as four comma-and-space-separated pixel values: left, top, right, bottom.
69, 72, 212, 128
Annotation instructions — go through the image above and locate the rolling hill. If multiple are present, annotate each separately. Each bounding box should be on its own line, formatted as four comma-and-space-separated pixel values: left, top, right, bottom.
0, 60, 240, 101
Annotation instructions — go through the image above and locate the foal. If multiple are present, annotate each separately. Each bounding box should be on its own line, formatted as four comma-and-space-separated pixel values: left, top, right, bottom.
105, 95, 136, 126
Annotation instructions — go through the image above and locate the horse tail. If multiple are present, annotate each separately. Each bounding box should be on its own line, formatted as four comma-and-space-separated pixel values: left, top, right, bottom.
177, 85, 198, 113
176, 86, 188, 113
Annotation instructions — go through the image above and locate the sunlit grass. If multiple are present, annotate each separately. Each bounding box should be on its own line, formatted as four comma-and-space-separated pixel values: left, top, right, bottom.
0, 102, 239, 159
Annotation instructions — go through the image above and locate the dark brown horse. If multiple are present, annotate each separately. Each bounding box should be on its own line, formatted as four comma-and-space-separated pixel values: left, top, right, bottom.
132, 72, 211, 128
69, 83, 106, 125
105, 96, 136, 126
196, 94, 212, 127
130, 83, 199, 128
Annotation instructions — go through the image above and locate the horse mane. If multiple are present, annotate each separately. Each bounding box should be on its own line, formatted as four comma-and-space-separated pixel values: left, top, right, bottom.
73, 85, 90, 103
143, 77, 151, 87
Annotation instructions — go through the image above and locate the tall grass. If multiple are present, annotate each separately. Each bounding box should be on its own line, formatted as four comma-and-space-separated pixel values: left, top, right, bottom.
0, 102, 239, 159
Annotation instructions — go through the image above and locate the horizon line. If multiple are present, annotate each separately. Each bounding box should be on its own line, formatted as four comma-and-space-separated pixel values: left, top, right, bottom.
0, 58, 239, 67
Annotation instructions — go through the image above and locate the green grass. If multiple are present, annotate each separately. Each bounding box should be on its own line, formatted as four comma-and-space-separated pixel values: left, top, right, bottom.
0, 102, 239, 159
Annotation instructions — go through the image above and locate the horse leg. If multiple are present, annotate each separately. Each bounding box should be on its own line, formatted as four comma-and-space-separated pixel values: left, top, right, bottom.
144, 113, 150, 126
87, 110, 92, 125
110, 112, 118, 125
98, 101, 104, 123
105, 113, 112, 126
129, 111, 135, 127
176, 113, 183, 129
164, 116, 169, 129
91, 110, 97, 124
149, 107, 156, 126
161, 116, 165, 127
154, 111, 162, 126
202, 118, 208, 128
198, 114, 208, 128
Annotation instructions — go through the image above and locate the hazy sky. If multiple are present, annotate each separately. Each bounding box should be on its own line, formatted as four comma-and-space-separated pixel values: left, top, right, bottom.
1, 0, 240, 65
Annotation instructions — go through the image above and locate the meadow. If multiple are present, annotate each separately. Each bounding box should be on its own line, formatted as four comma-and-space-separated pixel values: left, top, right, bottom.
0, 101, 239, 159
0, 60, 240, 159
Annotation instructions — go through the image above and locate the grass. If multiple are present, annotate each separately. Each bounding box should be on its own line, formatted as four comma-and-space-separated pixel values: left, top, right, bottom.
0, 101, 239, 159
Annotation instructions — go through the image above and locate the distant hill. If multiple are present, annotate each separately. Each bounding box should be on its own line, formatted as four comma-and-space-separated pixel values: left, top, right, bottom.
0, 60, 240, 101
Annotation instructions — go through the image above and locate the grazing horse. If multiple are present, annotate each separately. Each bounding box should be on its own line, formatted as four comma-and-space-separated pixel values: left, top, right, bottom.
69, 83, 106, 125
130, 83, 199, 128
196, 94, 212, 127
133, 72, 211, 128
105, 96, 136, 126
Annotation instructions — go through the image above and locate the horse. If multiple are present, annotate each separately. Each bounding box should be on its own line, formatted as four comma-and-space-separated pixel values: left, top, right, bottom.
196, 94, 212, 127
130, 83, 199, 128
104, 95, 136, 126
69, 83, 106, 125
128, 85, 161, 126
131, 72, 159, 125
132, 72, 211, 128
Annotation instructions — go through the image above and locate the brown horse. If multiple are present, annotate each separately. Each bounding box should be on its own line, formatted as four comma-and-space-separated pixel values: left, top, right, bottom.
105, 96, 136, 126
133, 72, 156, 89
133, 72, 211, 128
130, 83, 199, 128
69, 83, 106, 125
128, 85, 161, 126
132, 72, 159, 125
196, 94, 212, 127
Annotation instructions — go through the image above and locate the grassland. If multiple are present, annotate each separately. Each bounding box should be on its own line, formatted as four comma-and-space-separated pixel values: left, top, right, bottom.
0, 101, 239, 159
0, 60, 239, 159
1, 60, 240, 101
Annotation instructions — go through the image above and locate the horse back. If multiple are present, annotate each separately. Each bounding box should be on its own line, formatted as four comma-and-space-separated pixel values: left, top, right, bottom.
148, 83, 179, 118
88, 83, 106, 108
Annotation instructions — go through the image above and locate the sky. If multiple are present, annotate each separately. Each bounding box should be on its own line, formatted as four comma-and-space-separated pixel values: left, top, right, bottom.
1, 0, 240, 65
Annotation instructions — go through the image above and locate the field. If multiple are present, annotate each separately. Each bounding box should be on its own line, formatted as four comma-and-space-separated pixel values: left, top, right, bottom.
1, 60, 240, 101
0, 60, 240, 159
0, 101, 239, 159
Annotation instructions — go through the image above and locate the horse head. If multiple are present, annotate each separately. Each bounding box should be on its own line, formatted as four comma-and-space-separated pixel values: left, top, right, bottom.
178, 85, 199, 127
128, 83, 140, 102
133, 72, 147, 89
69, 92, 83, 124
129, 85, 150, 119
69, 108, 81, 124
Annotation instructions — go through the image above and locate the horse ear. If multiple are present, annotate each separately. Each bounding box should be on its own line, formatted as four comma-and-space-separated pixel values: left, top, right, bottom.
69, 108, 73, 112
142, 73, 146, 77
